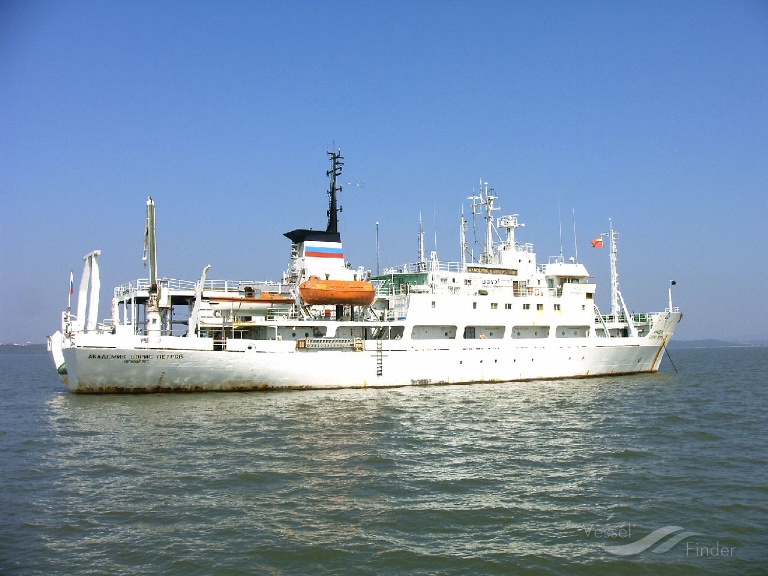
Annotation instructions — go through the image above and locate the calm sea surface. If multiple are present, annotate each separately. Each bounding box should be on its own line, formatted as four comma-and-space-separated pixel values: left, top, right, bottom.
1, 346, 766, 575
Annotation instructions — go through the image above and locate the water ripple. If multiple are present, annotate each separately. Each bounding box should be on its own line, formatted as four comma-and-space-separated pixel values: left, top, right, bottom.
1, 348, 766, 575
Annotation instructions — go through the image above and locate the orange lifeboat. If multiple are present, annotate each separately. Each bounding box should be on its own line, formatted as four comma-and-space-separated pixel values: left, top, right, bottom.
299, 276, 376, 306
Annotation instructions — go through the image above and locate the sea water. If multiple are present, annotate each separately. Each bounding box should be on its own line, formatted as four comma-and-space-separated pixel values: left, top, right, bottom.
1, 345, 766, 575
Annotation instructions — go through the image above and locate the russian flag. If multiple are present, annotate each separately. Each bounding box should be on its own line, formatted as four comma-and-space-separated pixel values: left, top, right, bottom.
69, 271, 74, 295
305, 244, 344, 259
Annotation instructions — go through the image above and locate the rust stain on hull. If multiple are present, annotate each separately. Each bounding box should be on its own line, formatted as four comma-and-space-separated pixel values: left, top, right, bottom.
70, 366, 663, 394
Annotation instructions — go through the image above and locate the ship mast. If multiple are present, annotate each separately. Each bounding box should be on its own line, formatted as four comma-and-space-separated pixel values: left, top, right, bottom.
460, 206, 468, 269
607, 218, 619, 317
418, 213, 426, 268
469, 181, 500, 264
144, 197, 158, 288
144, 196, 163, 339
484, 183, 498, 263
326, 149, 344, 234
600, 219, 637, 334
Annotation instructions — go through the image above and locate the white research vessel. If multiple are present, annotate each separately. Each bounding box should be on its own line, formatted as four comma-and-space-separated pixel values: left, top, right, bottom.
48, 151, 682, 393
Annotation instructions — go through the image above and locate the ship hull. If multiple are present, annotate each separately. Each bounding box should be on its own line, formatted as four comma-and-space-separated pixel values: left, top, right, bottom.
59, 313, 680, 393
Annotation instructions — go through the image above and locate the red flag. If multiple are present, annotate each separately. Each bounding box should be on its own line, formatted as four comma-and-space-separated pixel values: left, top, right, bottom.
591, 237, 604, 248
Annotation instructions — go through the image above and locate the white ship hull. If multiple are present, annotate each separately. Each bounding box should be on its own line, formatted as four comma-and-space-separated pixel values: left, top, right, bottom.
58, 312, 680, 393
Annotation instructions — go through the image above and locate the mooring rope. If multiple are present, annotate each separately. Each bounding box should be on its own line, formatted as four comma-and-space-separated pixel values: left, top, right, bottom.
663, 344, 678, 373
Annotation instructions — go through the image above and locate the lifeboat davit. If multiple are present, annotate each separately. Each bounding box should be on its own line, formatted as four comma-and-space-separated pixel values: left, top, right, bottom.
299, 276, 376, 306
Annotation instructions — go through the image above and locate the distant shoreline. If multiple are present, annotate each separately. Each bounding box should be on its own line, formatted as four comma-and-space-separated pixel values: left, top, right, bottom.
667, 339, 767, 349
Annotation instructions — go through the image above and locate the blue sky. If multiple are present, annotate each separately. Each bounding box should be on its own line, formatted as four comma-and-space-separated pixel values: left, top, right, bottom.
2, 0, 767, 343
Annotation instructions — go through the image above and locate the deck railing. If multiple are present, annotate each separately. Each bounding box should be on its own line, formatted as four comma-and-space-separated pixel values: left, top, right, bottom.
114, 278, 292, 297
382, 260, 464, 274
595, 312, 655, 325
